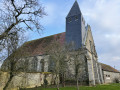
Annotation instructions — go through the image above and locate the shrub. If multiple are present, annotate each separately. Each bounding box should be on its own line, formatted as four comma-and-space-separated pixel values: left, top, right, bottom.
114, 78, 120, 83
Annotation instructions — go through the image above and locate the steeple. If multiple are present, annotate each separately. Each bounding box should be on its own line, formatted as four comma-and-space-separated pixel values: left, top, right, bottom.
67, 1, 81, 17
66, 1, 86, 49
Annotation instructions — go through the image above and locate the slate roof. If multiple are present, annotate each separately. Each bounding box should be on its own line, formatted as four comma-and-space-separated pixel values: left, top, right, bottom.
67, 1, 81, 17
101, 63, 120, 73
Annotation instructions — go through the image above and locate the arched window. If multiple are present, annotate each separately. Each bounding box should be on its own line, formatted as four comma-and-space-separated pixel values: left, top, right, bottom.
32, 56, 38, 71
40, 59, 44, 72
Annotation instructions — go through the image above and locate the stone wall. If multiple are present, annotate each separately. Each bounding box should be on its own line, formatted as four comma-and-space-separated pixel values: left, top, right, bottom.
84, 25, 105, 85
66, 50, 89, 85
0, 71, 57, 90
1, 55, 49, 73
0, 71, 10, 90
87, 52, 104, 85
98, 63, 104, 84
103, 71, 120, 84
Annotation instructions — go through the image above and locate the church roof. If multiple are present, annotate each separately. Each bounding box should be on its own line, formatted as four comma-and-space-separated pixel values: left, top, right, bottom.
6, 29, 90, 59
16, 32, 65, 57
67, 1, 81, 18
11, 24, 91, 58
101, 63, 120, 73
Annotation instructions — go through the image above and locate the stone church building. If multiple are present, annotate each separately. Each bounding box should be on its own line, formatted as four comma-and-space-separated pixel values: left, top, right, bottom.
1, 1, 120, 89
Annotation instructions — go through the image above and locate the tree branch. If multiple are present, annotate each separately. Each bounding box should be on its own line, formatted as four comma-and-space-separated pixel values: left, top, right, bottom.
0, 22, 19, 40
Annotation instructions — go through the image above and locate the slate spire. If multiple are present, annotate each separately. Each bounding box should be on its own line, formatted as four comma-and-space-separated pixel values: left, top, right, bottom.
67, 1, 81, 17
66, 1, 84, 49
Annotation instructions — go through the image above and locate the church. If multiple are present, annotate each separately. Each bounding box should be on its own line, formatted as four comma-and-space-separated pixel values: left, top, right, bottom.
0, 1, 120, 89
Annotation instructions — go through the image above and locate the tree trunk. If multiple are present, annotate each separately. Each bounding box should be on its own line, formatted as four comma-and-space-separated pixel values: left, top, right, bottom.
57, 75, 59, 90
3, 72, 14, 90
57, 85, 59, 90
55, 74, 59, 90
76, 76, 79, 90
63, 73, 65, 87
61, 73, 65, 87
3, 60, 15, 90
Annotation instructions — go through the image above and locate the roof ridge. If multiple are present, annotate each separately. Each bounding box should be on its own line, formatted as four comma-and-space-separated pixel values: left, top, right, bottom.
25, 32, 65, 45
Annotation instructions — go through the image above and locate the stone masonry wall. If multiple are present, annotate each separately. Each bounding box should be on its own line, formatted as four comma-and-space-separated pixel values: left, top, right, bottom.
0, 71, 57, 90
66, 50, 89, 85
1, 55, 49, 73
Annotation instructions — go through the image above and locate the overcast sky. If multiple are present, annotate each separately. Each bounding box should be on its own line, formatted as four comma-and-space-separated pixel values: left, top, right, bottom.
26, 0, 120, 70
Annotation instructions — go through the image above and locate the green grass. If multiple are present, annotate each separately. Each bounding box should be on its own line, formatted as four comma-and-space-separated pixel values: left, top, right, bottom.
21, 83, 120, 90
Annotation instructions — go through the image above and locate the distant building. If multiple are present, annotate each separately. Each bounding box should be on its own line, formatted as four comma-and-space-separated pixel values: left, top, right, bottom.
101, 63, 120, 83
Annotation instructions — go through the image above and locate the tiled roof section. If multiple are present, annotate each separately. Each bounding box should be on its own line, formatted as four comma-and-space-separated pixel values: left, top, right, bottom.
19, 32, 65, 57
101, 63, 120, 73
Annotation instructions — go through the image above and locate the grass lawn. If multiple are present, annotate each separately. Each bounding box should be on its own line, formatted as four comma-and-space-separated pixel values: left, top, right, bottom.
21, 83, 120, 90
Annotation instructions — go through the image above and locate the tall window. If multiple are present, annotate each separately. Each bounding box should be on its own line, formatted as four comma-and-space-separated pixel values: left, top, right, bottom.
33, 57, 38, 71
40, 59, 44, 72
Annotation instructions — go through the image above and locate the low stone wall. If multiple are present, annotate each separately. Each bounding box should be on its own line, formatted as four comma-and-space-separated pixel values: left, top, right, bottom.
0, 71, 57, 90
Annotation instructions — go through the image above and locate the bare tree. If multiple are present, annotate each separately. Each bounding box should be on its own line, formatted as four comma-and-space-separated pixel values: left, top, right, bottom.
66, 43, 87, 90
0, 0, 45, 49
0, 1, 45, 88
2, 32, 18, 90
1, 32, 29, 90
46, 41, 71, 90
72, 49, 84, 90
47, 40, 87, 90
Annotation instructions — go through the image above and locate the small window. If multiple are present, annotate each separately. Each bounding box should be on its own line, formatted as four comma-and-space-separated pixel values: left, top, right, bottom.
68, 17, 72, 23
75, 16, 78, 21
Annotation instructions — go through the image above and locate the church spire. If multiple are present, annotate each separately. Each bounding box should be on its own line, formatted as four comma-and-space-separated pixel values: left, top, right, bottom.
67, 1, 81, 17
66, 1, 85, 49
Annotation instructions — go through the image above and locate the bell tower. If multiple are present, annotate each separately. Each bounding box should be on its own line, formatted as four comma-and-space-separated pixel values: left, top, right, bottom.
66, 1, 86, 49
